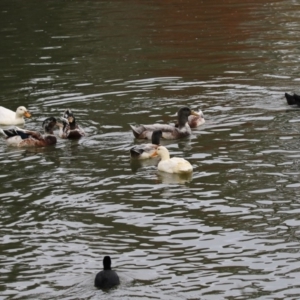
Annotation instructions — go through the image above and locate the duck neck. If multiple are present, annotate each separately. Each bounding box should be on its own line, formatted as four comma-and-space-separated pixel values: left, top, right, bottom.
177, 115, 189, 128
151, 132, 161, 145
160, 151, 170, 160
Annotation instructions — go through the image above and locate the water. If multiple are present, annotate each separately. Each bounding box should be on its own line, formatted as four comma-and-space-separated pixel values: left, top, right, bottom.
1, 0, 300, 299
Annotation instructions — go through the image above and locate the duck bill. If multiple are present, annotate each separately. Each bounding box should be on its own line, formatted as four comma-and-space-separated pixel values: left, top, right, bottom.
68, 116, 74, 123
150, 151, 158, 157
24, 111, 31, 118
190, 110, 200, 116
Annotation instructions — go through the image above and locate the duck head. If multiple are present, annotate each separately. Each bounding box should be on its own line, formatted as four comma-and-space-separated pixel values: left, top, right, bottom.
103, 256, 112, 270
151, 130, 163, 145
177, 107, 198, 127
17, 106, 31, 119
63, 109, 76, 129
42, 117, 58, 134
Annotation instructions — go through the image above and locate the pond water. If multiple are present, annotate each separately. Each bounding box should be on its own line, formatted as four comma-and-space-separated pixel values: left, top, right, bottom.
1, 0, 300, 299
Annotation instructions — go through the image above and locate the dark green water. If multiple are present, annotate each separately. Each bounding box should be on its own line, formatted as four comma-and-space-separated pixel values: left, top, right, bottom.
1, 0, 300, 299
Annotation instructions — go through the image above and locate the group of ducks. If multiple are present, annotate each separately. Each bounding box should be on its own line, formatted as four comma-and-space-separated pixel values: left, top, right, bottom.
95, 93, 300, 290
0, 106, 85, 147
129, 106, 205, 174
0, 104, 205, 175
4, 95, 298, 290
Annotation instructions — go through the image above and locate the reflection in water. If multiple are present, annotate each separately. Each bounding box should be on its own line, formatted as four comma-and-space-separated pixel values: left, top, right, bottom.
130, 157, 159, 173
1, 0, 300, 299
157, 171, 193, 185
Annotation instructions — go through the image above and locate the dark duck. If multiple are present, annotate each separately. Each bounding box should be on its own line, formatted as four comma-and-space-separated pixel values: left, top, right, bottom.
94, 256, 120, 289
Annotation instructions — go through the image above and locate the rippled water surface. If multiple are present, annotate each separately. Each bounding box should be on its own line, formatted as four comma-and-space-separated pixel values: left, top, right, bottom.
2, 0, 300, 299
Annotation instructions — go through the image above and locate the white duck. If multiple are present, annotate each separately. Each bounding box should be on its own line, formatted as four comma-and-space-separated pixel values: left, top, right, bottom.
0, 106, 31, 125
152, 146, 193, 174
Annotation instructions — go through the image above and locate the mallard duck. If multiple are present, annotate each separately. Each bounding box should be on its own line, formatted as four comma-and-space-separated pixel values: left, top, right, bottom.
0, 117, 58, 147
130, 130, 162, 159
130, 107, 198, 140
175, 109, 205, 128
151, 145, 193, 174
94, 256, 120, 289
0, 106, 31, 125
59, 109, 85, 139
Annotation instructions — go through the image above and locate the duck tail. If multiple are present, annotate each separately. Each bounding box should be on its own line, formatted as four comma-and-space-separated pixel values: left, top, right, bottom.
130, 125, 142, 139
0, 128, 28, 139
285, 92, 296, 105
0, 128, 7, 138
130, 147, 143, 158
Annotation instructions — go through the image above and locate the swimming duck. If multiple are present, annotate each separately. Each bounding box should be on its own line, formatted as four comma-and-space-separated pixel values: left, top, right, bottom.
0, 117, 58, 147
62, 109, 85, 138
94, 256, 120, 289
175, 109, 205, 128
293, 93, 300, 105
130, 107, 198, 140
0, 106, 31, 125
130, 130, 162, 159
57, 116, 85, 139
151, 145, 193, 174
285, 93, 297, 105
284, 92, 300, 106
188, 109, 205, 128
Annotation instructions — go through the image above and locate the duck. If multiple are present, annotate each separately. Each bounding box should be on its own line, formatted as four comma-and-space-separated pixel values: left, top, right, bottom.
175, 109, 205, 128
284, 92, 300, 106
188, 109, 205, 128
285, 93, 297, 105
94, 256, 120, 289
130, 130, 162, 159
0, 106, 31, 125
151, 145, 193, 174
58, 109, 85, 139
0, 117, 58, 147
293, 93, 300, 105
130, 107, 198, 140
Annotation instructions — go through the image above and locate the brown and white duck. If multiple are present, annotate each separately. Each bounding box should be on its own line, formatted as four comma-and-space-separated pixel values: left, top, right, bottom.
0, 117, 58, 147
59, 109, 85, 139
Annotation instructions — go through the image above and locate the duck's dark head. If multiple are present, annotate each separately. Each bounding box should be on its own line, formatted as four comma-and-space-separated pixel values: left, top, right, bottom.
177, 107, 198, 127
151, 130, 163, 145
42, 117, 57, 134
103, 256, 112, 270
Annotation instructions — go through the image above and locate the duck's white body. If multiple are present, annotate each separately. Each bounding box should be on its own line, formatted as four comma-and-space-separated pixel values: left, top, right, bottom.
1, 134, 25, 147
188, 109, 205, 128
0, 106, 31, 125
155, 146, 193, 174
